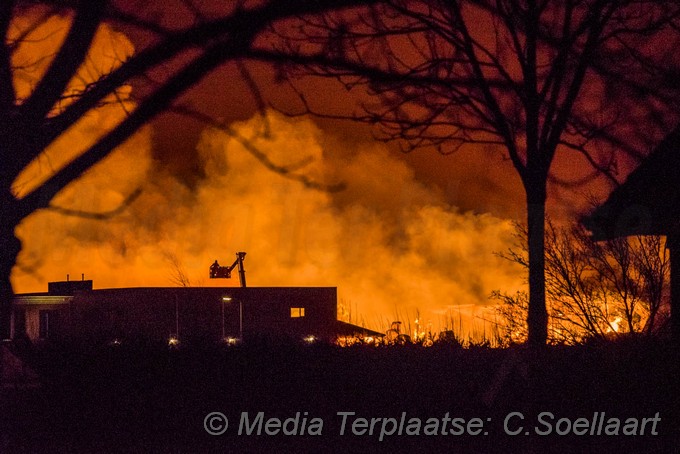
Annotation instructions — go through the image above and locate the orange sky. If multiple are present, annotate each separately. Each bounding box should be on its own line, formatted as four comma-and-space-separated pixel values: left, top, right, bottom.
9, 3, 649, 335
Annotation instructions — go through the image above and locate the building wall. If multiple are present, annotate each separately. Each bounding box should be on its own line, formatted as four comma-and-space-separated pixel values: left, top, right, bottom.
11, 296, 72, 342
64, 287, 338, 344
12, 286, 388, 345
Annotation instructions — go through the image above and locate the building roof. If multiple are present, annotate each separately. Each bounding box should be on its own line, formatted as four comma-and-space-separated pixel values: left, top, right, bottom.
333, 320, 384, 338
582, 124, 680, 240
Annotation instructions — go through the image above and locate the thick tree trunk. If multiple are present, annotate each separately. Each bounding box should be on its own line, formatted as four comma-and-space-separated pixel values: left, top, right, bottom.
526, 186, 548, 347
0, 230, 20, 340
0, 242, 20, 342
0, 192, 21, 340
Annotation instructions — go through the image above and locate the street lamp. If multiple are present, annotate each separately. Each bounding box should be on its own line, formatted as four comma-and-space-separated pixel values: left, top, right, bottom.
222, 296, 242, 340
169, 293, 180, 347
221, 296, 230, 339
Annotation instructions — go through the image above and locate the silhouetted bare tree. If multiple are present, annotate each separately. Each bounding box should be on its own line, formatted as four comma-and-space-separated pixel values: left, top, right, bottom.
494, 221, 669, 344
163, 251, 192, 288
276, 1, 680, 345
0, 0, 383, 339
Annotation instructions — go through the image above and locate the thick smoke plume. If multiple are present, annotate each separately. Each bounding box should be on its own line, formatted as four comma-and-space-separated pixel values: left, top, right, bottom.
9, 12, 524, 334
14, 108, 524, 334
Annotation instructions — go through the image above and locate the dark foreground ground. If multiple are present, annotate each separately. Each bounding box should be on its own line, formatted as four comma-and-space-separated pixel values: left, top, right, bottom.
1, 338, 679, 453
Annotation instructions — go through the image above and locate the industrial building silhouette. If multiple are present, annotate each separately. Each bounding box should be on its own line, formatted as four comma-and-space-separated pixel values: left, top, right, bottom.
11, 277, 381, 345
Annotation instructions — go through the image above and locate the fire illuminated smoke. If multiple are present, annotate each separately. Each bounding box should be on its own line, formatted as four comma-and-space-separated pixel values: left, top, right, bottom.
10, 11, 526, 336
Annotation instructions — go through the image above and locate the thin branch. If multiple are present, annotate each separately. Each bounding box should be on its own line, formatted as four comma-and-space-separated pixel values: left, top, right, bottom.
236, 60, 269, 135
168, 104, 345, 192
46, 187, 142, 220
19, 38, 246, 217
21, 0, 105, 122
0, 0, 15, 110
23, 0, 383, 180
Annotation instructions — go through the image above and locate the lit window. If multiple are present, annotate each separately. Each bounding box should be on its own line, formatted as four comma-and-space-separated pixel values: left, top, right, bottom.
290, 307, 305, 318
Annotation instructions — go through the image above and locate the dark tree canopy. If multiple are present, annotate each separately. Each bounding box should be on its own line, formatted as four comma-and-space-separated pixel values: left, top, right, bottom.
275, 0, 680, 345
0, 0, 383, 339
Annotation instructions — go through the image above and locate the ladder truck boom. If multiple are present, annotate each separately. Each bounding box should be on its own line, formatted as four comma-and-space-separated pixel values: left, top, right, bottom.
209, 252, 247, 287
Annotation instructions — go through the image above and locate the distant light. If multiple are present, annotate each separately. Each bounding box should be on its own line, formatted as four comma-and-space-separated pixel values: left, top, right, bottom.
303, 335, 317, 344
222, 296, 232, 302
223, 336, 241, 345
108, 338, 122, 347
606, 316, 623, 334
168, 336, 180, 347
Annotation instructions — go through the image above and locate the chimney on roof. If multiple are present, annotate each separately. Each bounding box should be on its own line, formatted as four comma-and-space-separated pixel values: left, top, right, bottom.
49, 275, 93, 295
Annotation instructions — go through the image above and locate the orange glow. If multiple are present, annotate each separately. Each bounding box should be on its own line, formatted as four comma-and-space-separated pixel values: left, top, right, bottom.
606, 317, 623, 334
168, 336, 180, 347
12, 108, 527, 336
9, 11, 528, 338
11, 11, 140, 199
223, 336, 240, 346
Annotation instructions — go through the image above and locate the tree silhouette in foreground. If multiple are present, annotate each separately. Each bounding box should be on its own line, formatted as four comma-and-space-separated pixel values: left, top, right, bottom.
278, 0, 680, 345
0, 0, 383, 339
494, 221, 669, 344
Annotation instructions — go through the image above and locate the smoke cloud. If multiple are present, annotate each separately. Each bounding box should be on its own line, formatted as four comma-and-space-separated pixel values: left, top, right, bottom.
10, 11, 525, 334
14, 108, 524, 334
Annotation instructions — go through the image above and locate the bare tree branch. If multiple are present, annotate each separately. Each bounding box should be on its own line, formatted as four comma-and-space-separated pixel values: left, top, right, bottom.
1, 0, 392, 339
163, 251, 192, 288
21, 0, 105, 122
168, 104, 345, 192
278, 0, 680, 345
0, 0, 15, 110
495, 220, 669, 343
46, 187, 142, 220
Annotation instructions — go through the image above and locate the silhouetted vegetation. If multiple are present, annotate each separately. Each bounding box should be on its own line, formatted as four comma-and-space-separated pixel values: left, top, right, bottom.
494, 221, 670, 344
282, 0, 680, 345
0, 0, 385, 339
1, 339, 678, 452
